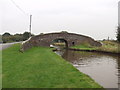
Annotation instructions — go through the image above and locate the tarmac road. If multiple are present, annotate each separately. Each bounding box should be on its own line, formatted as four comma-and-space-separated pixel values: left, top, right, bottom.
0, 42, 22, 50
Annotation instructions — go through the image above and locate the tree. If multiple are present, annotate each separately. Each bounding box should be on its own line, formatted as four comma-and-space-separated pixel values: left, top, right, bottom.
2, 36, 12, 43
0, 35, 2, 43
2, 32, 34, 43
117, 27, 120, 42
13, 34, 23, 41
23, 32, 30, 40
2, 32, 11, 36
2, 32, 12, 43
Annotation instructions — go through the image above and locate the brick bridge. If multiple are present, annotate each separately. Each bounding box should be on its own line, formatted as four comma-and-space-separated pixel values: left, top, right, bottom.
21, 32, 102, 51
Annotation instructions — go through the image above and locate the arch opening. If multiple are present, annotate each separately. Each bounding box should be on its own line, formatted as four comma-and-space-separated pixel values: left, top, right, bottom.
50, 38, 68, 49
72, 42, 75, 46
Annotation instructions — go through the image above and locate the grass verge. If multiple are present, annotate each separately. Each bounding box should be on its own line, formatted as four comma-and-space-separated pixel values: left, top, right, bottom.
2, 44, 102, 88
96, 41, 120, 53
71, 41, 120, 53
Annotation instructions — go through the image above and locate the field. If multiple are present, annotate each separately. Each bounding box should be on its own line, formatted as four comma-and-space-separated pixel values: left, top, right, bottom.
2, 44, 102, 88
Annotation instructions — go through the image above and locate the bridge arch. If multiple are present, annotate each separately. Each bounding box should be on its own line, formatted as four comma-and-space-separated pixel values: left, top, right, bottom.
51, 38, 68, 48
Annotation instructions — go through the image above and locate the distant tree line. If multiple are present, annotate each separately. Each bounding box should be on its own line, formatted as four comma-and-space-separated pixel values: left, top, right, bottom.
1, 32, 34, 43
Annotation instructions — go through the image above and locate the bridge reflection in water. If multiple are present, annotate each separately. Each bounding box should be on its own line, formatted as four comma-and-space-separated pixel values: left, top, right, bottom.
55, 48, 120, 88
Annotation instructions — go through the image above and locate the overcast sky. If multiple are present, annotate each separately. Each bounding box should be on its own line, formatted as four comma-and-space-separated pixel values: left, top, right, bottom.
0, 0, 119, 40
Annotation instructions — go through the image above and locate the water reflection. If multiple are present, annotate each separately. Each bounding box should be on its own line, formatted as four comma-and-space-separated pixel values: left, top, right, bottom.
55, 50, 120, 88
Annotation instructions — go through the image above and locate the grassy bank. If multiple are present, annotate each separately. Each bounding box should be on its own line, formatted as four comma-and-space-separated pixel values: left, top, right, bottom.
2, 44, 102, 88
96, 41, 120, 53
71, 41, 120, 53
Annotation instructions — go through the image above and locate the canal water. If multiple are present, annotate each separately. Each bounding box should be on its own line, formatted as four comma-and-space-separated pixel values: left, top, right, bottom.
55, 49, 120, 88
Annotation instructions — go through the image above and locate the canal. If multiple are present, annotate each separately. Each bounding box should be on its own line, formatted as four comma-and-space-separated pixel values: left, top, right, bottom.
55, 49, 120, 88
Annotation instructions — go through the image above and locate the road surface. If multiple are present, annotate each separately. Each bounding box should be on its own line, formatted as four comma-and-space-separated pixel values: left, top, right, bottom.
0, 42, 22, 50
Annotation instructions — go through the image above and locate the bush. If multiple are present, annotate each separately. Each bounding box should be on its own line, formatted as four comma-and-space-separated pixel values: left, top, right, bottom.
2, 32, 32, 43
117, 27, 120, 42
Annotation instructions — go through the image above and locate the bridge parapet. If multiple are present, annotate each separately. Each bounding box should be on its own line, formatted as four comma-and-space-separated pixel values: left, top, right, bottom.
21, 32, 102, 51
